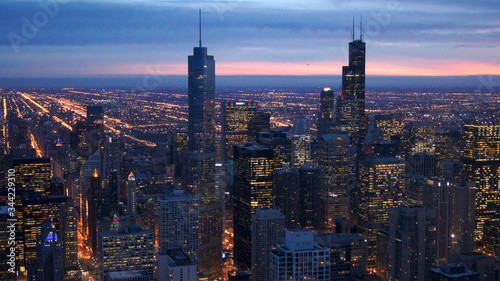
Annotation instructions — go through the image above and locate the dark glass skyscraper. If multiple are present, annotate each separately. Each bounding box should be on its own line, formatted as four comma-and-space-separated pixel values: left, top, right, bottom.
188, 36, 215, 154
336, 33, 367, 144
183, 13, 222, 278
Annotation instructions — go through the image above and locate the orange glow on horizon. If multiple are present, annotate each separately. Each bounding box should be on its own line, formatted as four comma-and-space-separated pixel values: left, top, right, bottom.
91, 59, 500, 77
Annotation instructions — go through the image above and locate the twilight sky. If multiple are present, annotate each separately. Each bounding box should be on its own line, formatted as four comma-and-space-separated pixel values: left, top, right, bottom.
1, 0, 500, 78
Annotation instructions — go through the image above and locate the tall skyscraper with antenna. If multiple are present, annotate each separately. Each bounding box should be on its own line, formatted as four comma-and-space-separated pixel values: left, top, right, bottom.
183, 10, 222, 279
336, 19, 367, 144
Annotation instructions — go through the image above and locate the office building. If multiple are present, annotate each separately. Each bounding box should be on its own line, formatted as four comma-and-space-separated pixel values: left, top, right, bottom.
88, 169, 103, 254
127, 172, 138, 214
388, 207, 437, 281
269, 230, 330, 281
318, 134, 351, 231
34, 219, 64, 281
257, 130, 292, 171
291, 118, 311, 168
319, 87, 335, 137
315, 233, 368, 281
251, 207, 285, 281
336, 32, 367, 144
247, 112, 270, 142
222, 101, 258, 160
158, 190, 199, 264
99, 225, 154, 280
13, 156, 51, 192
233, 143, 274, 270
274, 164, 300, 228
357, 156, 406, 269
430, 263, 479, 281
298, 161, 321, 229
157, 248, 197, 281
409, 121, 436, 155
374, 115, 405, 141
448, 252, 497, 281
482, 220, 500, 257
463, 122, 500, 240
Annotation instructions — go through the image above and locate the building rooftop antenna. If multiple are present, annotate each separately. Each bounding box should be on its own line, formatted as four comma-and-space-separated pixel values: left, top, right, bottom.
199, 9, 202, 47
352, 17, 355, 42
360, 15, 363, 41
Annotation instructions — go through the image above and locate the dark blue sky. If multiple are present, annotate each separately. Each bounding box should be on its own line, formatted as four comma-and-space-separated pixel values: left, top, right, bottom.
1, 0, 500, 78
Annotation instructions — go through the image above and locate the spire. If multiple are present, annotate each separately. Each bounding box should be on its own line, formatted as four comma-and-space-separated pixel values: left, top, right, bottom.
352, 17, 355, 42
199, 9, 202, 47
360, 15, 363, 41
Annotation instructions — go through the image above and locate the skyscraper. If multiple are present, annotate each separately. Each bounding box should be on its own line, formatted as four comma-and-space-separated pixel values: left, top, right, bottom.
88, 169, 103, 254
273, 164, 300, 228
318, 134, 351, 231
463, 122, 500, 239
388, 207, 437, 281
126, 172, 137, 214
269, 230, 330, 281
291, 118, 311, 168
158, 190, 200, 264
357, 156, 406, 269
251, 207, 285, 281
318, 87, 335, 137
222, 101, 258, 160
233, 143, 274, 270
184, 11, 222, 278
99, 225, 155, 280
34, 219, 64, 281
336, 27, 367, 144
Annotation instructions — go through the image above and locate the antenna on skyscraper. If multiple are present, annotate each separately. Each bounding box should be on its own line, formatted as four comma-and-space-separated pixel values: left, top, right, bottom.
352, 17, 355, 41
199, 9, 202, 47
360, 15, 363, 41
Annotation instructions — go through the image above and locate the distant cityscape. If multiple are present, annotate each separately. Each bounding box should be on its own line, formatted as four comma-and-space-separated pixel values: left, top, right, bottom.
2, 10, 500, 281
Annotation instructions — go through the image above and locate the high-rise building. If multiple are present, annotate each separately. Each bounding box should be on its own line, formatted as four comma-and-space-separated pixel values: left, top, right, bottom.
388, 207, 437, 281
13, 156, 51, 192
269, 230, 330, 281
318, 134, 351, 231
158, 190, 199, 264
424, 179, 476, 264
185, 16, 222, 277
357, 156, 406, 269
298, 161, 322, 229
430, 263, 480, 281
336, 32, 367, 144
34, 218, 64, 281
463, 122, 500, 240
482, 220, 500, 257
315, 233, 368, 281
319, 87, 335, 137
247, 112, 270, 142
448, 252, 497, 281
257, 131, 292, 171
374, 115, 405, 141
409, 121, 436, 155
99, 225, 154, 280
88, 169, 103, 254
59, 198, 79, 276
126, 172, 137, 214
157, 248, 198, 281
222, 101, 258, 160
291, 118, 311, 168
274, 164, 300, 228
0, 206, 16, 281
18, 193, 68, 275
80, 148, 100, 238
233, 143, 274, 270
408, 152, 437, 178
251, 207, 285, 281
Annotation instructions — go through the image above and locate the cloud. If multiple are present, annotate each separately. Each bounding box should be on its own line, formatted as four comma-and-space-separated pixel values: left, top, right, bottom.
0, 0, 499, 77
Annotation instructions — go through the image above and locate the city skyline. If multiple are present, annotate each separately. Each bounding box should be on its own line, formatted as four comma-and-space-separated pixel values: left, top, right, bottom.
1, 0, 500, 79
